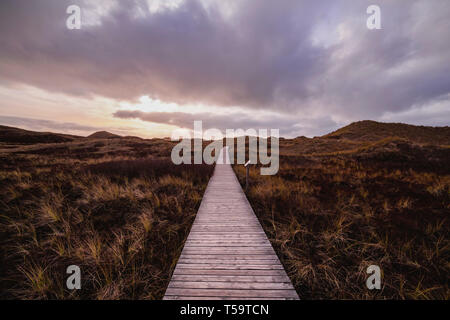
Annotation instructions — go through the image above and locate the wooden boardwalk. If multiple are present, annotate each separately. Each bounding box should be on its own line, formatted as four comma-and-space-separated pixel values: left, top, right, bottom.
164, 147, 299, 300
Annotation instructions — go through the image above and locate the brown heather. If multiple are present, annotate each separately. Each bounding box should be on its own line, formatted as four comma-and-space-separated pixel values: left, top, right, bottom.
0, 133, 213, 299
233, 121, 449, 299
1, 121, 449, 299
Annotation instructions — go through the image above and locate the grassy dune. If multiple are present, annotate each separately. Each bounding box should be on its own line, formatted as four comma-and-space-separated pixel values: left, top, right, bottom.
0, 138, 213, 299
1, 122, 448, 300
234, 127, 449, 299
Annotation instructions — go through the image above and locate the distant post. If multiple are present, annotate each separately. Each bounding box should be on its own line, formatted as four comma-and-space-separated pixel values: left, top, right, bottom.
245, 160, 251, 191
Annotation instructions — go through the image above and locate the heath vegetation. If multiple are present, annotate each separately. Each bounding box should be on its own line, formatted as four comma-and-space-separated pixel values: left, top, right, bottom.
234, 121, 449, 299
1, 121, 449, 300
0, 129, 213, 299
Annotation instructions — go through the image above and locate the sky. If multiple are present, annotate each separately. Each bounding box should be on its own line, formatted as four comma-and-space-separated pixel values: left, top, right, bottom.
0, 0, 449, 138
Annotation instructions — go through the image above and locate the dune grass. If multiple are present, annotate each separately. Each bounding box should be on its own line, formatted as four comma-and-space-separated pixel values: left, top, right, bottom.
1, 124, 448, 300
233, 141, 449, 299
0, 152, 213, 299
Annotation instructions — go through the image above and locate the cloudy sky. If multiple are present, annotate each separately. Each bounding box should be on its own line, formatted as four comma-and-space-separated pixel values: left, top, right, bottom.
0, 0, 449, 138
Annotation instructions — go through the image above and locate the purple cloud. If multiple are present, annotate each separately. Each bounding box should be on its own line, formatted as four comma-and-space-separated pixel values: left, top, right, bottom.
0, 0, 449, 128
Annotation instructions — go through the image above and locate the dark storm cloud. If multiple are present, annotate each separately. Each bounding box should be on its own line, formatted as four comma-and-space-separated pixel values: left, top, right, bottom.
0, 0, 449, 124
0, 0, 329, 107
315, 1, 450, 119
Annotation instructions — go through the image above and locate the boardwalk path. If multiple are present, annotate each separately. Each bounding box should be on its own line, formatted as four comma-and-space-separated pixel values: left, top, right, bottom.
164, 147, 299, 300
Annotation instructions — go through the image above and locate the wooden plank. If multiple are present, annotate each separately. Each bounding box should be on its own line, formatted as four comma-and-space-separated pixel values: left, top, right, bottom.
186, 238, 268, 242
190, 227, 262, 231
185, 239, 269, 242
171, 275, 291, 283
171, 268, 288, 276
186, 236, 267, 239
185, 240, 269, 244
164, 147, 299, 300
168, 281, 295, 290
164, 288, 299, 299
187, 235, 267, 239
187, 232, 264, 234
179, 254, 279, 260
182, 241, 272, 248
164, 296, 293, 300
178, 259, 280, 265
181, 249, 274, 255
175, 264, 285, 270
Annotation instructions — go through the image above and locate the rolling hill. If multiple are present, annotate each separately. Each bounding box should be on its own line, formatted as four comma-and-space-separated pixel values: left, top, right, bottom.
324, 120, 450, 145
87, 131, 121, 139
0, 125, 81, 144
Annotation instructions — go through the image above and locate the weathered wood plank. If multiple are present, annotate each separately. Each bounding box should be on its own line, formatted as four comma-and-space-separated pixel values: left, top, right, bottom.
178, 259, 280, 265
187, 231, 266, 234
186, 237, 267, 240
164, 147, 299, 300
182, 242, 271, 249
181, 249, 275, 254
168, 281, 295, 290
171, 275, 292, 283
164, 288, 299, 299
185, 240, 269, 244
179, 254, 279, 260
164, 296, 293, 300
186, 235, 267, 239
172, 269, 289, 276
175, 264, 285, 270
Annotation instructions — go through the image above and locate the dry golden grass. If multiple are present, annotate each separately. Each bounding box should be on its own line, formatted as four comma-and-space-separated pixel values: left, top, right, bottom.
234, 138, 449, 299
0, 139, 213, 300
1, 122, 449, 300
